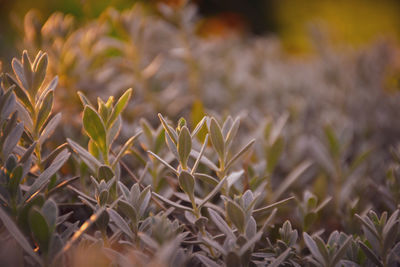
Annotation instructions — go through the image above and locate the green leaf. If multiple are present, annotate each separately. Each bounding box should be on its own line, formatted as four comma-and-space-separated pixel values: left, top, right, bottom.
35, 90, 54, 134
272, 160, 312, 202
2, 122, 24, 159
178, 171, 195, 201
152, 192, 192, 211
24, 149, 70, 203
32, 53, 48, 93
107, 208, 134, 239
268, 248, 291, 267
98, 165, 115, 181
158, 113, 177, 144
358, 241, 383, 267
29, 208, 51, 253
209, 118, 225, 161
226, 200, 245, 234
9, 165, 23, 197
108, 88, 132, 128
118, 200, 137, 225
331, 235, 352, 266
42, 199, 58, 228
38, 113, 61, 145
225, 139, 255, 170
303, 233, 325, 265
112, 131, 141, 168
0, 208, 43, 266
6, 74, 34, 113
198, 175, 229, 209
83, 106, 107, 156
77, 91, 93, 107
225, 118, 240, 150
22, 51, 33, 93
208, 208, 235, 240
177, 126, 192, 169
12, 58, 29, 91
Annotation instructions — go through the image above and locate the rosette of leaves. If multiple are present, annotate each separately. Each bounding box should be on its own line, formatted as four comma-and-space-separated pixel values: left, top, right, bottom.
303, 231, 352, 267
355, 209, 400, 266
260, 220, 300, 266
67, 89, 141, 203
105, 182, 152, 241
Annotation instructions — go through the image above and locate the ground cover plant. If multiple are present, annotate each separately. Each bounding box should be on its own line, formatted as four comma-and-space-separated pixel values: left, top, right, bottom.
1, 2, 400, 267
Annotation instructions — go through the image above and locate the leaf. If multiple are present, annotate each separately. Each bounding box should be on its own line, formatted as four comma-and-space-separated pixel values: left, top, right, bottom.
190, 150, 219, 172
118, 200, 137, 225
194, 173, 219, 186
272, 160, 312, 201
12, 58, 29, 91
107, 208, 134, 239
6, 74, 34, 113
29, 208, 51, 253
178, 171, 195, 201
158, 113, 177, 144
239, 230, 263, 256
208, 118, 225, 161
108, 88, 132, 128
98, 165, 115, 181
267, 137, 284, 173
152, 192, 192, 211
191, 116, 207, 138
38, 113, 61, 145
303, 233, 325, 265
225, 118, 240, 150
358, 241, 383, 267
24, 149, 70, 203
112, 131, 141, 168
191, 134, 209, 174
226, 200, 245, 233
32, 53, 48, 93
22, 51, 33, 92
253, 196, 295, 214
208, 208, 235, 240
35, 90, 54, 134
58, 207, 106, 257
67, 138, 101, 173
77, 91, 93, 107
9, 165, 23, 197
2, 122, 24, 158
225, 139, 255, 170
195, 253, 220, 267
177, 126, 192, 169
331, 235, 352, 266
268, 248, 291, 267
147, 150, 178, 175
198, 175, 229, 209
0, 207, 43, 266
83, 106, 107, 156
138, 185, 151, 218
42, 199, 58, 228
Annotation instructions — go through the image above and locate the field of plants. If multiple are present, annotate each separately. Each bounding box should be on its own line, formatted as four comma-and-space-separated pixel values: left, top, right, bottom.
1, 2, 400, 266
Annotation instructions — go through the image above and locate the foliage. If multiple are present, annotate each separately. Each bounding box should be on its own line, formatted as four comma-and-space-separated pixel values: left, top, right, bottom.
1, 2, 400, 266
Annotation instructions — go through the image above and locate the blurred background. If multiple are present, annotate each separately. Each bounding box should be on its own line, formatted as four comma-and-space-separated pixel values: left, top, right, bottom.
2, 0, 400, 60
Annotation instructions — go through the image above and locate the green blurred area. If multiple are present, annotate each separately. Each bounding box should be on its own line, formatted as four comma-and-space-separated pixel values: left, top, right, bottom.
1, 0, 400, 58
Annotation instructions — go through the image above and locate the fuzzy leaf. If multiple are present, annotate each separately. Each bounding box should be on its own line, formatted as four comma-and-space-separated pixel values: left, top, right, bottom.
83, 106, 107, 156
